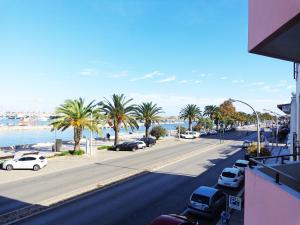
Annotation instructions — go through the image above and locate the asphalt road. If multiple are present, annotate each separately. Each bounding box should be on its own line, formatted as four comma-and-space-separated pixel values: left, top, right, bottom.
12, 131, 252, 225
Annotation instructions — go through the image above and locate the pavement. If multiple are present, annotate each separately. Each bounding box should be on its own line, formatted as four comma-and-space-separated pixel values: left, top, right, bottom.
0, 137, 184, 184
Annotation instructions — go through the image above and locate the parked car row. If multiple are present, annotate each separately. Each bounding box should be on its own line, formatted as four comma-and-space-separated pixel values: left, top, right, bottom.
148, 158, 249, 225
113, 137, 156, 152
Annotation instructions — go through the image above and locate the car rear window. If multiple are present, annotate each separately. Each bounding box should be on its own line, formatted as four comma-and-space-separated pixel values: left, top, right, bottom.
222, 172, 236, 178
235, 162, 247, 167
191, 194, 210, 205
39, 156, 46, 160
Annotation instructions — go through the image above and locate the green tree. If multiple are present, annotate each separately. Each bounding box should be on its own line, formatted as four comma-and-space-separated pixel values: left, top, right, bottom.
135, 102, 164, 138
179, 104, 201, 131
99, 94, 138, 145
50, 98, 100, 153
194, 117, 214, 131
219, 100, 236, 128
150, 125, 167, 140
204, 105, 218, 120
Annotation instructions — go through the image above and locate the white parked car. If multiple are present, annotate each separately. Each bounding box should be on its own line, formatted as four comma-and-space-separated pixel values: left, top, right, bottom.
218, 167, 243, 188
180, 131, 198, 139
3, 154, 48, 171
233, 159, 249, 173
134, 141, 147, 149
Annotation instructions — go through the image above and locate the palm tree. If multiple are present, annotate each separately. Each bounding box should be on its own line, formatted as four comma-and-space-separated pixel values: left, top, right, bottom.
99, 94, 138, 145
179, 104, 201, 131
135, 102, 164, 138
50, 98, 100, 153
204, 105, 218, 120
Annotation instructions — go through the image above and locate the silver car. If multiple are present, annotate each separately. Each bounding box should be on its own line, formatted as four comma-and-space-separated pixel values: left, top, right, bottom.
187, 186, 226, 218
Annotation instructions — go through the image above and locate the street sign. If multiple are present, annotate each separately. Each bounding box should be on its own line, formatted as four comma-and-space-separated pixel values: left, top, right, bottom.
228, 195, 242, 211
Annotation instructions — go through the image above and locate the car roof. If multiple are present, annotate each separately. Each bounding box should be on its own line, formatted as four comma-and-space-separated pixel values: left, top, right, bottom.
192, 186, 218, 197
235, 159, 249, 165
149, 215, 189, 225
19, 155, 39, 158
222, 167, 240, 174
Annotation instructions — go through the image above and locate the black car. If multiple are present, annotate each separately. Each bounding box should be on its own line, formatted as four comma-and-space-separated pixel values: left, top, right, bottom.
139, 137, 156, 147
113, 142, 139, 152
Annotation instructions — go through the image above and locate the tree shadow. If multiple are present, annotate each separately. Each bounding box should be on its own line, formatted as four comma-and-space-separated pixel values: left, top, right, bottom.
201, 130, 255, 141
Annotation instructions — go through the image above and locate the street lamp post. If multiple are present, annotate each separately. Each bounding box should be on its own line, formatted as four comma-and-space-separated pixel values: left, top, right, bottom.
229, 98, 261, 156
90, 110, 93, 155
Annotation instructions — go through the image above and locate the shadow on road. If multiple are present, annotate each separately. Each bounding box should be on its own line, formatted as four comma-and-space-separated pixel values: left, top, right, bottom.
201, 130, 255, 141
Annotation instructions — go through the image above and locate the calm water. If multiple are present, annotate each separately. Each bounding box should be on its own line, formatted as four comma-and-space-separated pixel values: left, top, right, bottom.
0, 120, 187, 147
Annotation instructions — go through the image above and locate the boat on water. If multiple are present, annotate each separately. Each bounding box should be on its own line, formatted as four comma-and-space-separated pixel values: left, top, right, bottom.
19, 117, 30, 126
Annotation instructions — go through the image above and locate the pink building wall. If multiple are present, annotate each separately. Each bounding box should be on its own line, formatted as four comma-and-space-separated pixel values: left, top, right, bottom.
248, 0, 300, 51
244, 169, 300, 225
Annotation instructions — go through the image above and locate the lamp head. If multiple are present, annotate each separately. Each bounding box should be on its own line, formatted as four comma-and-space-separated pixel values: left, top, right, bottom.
228, 98, 236, 103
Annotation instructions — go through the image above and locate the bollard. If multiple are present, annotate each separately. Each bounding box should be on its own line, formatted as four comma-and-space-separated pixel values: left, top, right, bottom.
221, 211, 230, 225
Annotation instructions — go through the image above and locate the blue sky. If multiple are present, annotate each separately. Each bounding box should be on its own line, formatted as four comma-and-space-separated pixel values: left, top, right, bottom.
0, 0, 295, 115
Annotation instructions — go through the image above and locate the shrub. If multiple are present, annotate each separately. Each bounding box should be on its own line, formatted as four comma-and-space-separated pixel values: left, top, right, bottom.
150, 125, 167, 140
278, 128, 289, 142
57, 149, 85, 156
176, 126, 187, 134
97, 145, 113, 150
246, 143, 271, 157
72, 149, 85, 155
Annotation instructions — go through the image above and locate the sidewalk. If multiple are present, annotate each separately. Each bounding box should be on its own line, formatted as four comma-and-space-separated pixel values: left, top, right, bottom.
0, 137, 184, 184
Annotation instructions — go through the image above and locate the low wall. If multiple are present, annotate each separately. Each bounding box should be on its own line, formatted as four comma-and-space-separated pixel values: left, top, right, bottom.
245, 168, 300, 225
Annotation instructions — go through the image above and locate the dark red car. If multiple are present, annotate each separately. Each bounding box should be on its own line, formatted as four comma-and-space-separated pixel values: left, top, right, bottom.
149, 215, 196, 225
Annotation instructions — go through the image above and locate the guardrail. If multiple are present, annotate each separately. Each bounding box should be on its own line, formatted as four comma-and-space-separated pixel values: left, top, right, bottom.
249, 153, 300, 192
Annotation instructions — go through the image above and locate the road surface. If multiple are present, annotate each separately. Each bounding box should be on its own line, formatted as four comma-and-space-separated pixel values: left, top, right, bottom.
12, 131, 251, 225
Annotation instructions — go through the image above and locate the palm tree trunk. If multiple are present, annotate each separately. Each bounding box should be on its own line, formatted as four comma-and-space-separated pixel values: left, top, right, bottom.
114, 123, 120, 145
189, 118, 192, 131
73, 127, 81, 153
145, 124, 150, 138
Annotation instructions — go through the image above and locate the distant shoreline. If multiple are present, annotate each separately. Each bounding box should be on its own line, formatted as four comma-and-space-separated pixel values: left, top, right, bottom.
0, 121, 184, 132
0, 125, 51, 132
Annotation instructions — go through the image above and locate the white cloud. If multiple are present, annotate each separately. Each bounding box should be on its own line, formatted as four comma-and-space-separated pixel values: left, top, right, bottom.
110, 71, 128, 78
220, 76, 228, 80
158, 76, 176, 83
130, 70, 162, 81
195, 80, 202, 84
79, 68, 97, 76
199, 73, 212, 78
179, 80, 188, 84
287, 84, 296, 90
261, 85, 280, 93
233, 79, 245, 84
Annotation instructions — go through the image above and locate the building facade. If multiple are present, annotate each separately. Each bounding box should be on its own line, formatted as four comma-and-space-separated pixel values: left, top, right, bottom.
246, 1, 300, 225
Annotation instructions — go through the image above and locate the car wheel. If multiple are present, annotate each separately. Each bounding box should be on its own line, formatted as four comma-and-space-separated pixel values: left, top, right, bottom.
132, 147, 137, 152
116, 147, 120, 152
33, 165, 40, 171
6, 164, 13, 171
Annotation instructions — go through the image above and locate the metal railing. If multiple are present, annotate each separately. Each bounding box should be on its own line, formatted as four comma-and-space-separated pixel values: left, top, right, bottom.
249, 153, 300, 192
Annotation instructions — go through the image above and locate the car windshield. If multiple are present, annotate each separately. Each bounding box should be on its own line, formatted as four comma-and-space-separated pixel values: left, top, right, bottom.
191, 194, 210, 205
222, 171, 236, 178
235, 162, 247, 167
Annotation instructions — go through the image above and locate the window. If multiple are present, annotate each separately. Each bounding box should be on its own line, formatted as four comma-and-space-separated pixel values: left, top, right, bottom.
39, 156, 45, 160
191, 194, 210, 205
222, 172, 236, 178
235, 162, 247, 167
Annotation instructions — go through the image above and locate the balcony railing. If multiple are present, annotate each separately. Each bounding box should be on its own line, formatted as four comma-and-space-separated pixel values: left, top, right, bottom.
249, 153, 300, 192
